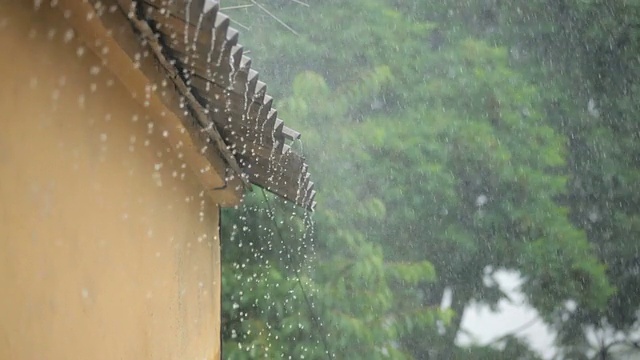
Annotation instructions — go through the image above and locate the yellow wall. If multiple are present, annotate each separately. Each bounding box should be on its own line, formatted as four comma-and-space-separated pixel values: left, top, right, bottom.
0, 3, 222, 359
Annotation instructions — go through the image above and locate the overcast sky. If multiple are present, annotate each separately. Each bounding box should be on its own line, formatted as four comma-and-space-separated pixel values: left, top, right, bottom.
458, 271, 557, 359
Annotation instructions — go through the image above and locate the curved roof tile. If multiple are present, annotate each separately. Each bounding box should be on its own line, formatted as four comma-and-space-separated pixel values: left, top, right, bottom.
134, 0, 315, 210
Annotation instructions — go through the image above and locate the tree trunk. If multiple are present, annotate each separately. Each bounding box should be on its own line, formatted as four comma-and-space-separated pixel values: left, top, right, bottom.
441, 288, 468, 360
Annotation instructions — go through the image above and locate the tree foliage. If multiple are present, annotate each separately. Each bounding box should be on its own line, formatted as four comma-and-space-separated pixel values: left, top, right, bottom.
220, 0, 640, 358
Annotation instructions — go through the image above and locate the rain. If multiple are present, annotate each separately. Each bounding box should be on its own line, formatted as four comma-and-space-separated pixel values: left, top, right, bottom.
1, 0, 639, 360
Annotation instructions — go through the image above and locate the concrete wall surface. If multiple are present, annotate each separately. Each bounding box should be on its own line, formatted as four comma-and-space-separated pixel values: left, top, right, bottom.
0, 3, 222, 359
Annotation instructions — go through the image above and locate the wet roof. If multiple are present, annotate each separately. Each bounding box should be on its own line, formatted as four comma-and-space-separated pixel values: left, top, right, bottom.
119, 0, 315, 210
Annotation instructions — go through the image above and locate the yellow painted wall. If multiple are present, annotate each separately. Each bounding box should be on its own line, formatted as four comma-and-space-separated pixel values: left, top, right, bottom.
0, 3, 222, 359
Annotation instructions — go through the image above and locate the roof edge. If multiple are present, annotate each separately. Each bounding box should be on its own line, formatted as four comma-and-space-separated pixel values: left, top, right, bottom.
56, 0, 244, 206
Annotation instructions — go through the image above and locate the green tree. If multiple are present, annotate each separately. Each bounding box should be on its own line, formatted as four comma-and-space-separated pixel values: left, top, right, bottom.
221, 68, 443, 359
219, 0, 639, 359
484, 1, 640, 357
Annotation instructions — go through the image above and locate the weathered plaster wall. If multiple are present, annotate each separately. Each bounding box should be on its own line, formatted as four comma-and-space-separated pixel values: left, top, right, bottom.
0, 3, 221, 359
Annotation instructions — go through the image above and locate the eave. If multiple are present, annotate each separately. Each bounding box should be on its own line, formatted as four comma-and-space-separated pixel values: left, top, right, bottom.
58, 0, 316, 211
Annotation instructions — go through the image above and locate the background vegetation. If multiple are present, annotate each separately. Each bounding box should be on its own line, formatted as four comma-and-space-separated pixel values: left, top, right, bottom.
220, 1, 640, 358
